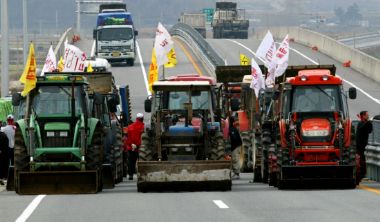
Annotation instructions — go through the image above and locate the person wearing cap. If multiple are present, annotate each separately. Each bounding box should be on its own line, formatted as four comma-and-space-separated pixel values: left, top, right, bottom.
1, 115, 16, 168
124, 113, 145, 180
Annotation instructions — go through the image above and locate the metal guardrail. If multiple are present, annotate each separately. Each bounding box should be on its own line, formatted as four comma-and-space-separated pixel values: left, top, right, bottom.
366, 120, 380, 181
170, 23, 224, 77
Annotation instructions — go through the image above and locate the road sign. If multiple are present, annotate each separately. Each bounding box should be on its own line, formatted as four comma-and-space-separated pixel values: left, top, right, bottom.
202, 8, 214, 23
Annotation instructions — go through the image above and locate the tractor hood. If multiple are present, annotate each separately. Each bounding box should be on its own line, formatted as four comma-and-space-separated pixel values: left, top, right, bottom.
301, 118, 331, 137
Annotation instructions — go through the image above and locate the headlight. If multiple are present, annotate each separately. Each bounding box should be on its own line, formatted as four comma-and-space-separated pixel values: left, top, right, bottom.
302, 129, 329, 137
47, 131, 55, 137
171, 148, 178, 152
59, 131, 68, 137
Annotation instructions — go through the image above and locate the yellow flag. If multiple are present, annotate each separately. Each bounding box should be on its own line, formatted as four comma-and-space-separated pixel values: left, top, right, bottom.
164, 48, 177, 68
19, 43, 37, 96
87, 63, 94, 73
148, 48, 158, 93
240, 53, 249, 66
57, 56, 64, 72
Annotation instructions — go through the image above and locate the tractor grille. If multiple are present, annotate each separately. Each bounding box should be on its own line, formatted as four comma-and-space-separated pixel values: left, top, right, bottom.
44, 131, 71, 147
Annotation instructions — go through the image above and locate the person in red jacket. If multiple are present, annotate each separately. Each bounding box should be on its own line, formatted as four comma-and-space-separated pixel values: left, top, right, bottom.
125, 113, 145, 180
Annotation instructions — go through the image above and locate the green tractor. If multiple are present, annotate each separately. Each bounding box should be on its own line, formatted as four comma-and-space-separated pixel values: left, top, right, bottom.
8, 74, 105, 194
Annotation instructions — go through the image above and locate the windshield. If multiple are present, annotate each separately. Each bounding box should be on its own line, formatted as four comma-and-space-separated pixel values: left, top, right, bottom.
33, 86, 84, 116
168, 91, 210, 110
98, 28, 133, 41
291, 85, 341, 112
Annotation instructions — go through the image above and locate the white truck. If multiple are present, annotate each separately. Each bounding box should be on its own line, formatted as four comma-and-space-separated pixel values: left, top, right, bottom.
93, 4, 137, 66
180, 13, 206, 38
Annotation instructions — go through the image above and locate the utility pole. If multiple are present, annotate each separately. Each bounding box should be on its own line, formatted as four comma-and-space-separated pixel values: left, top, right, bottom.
23, 0, 28, 66
1, 0, 9, 97
77, 1, 81, 32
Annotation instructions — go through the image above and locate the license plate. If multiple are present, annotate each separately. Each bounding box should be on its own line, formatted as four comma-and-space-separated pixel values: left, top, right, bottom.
111, 51, 121, 57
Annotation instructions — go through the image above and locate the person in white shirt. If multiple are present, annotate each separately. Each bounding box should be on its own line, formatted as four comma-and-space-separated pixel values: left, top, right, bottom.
1, 115, 16, 166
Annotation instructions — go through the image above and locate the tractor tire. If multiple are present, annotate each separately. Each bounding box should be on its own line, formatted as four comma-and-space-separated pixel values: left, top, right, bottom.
276, 148, 289, 189
239, 131, 253, 172
86, 125, 104, 170
113, 127, 124, 183
14, 127, 29, 193
253, 132, 263, 182
209, 132, 225, 160
261, 145, 269, 184
139, 133, 153, 161
125, 86, 132, 124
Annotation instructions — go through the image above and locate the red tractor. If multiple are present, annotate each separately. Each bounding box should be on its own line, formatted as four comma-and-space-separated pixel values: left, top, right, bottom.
267, 65, 359, 188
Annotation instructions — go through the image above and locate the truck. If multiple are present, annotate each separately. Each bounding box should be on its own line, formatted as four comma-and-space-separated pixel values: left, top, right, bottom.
211, 2, 249, 39
180, 13, 207, 38
99, 3, 127, 13
9, 74, 105, 194
137, 75, 231, 192
94, 4, 138, 66
263, 65, 359, 188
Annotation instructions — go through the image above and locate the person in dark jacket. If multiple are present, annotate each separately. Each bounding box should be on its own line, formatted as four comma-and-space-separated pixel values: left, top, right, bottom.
0, 128, 9, 184
125, 113, 145, 180
356, 111, 373, 182
229, 116, 242, 179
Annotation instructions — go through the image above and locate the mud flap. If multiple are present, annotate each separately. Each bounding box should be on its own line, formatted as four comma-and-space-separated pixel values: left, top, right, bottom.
137, 160, 231, 192
6, 166, 14, 191
102, 163, 115, 189
16, 170, 101, 195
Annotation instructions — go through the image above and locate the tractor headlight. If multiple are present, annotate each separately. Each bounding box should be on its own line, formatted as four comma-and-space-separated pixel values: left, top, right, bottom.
171, 148, 178, 153
59, 131, 68, 137
46, 131, 55, 137
302, 129, 329, 137
185, 147, 192, 152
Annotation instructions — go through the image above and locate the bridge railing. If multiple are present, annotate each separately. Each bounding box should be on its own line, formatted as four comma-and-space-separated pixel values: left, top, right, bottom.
170, 23, 224, 77
366, 120, 380, 182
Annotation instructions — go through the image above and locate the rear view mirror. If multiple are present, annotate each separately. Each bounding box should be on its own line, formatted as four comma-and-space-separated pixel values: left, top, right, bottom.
231, 98, 240, 111
348, 87, 356, 99
134, 30, 138, 36
93, 29, 97, 39
12, 92, 22, 106
93, 93, 104, 105
144, 99, 152, 113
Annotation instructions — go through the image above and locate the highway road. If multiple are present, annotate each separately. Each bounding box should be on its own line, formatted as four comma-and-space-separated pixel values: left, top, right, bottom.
1, 35, 380, 222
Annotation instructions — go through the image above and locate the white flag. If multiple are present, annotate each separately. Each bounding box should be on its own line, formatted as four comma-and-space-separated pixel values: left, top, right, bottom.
154, 22, 174, 66
63, 43, 87, 72
274, 34, 290, 77
40, 45, 57, 76
256, 30, 277, 87
250, 58, 265, 97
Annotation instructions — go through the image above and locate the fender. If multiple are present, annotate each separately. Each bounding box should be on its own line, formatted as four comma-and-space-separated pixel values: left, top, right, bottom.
238, 110, 249, 132
344, 118, 352, 147
87, 118, 101, 144
279, 119, 287, 148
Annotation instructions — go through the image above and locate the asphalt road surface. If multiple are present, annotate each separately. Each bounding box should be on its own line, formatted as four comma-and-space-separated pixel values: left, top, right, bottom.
1, 35, 380, 222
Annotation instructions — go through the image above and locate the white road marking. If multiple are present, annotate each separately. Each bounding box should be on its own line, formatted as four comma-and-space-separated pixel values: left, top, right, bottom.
227, 39, 265, 63
136, 41, 151, 96
16, 195, 46, 222
213, 200, 229, 209
230, 40, 380, 104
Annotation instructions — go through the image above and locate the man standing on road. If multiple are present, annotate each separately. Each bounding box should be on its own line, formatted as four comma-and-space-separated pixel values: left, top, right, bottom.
356, 111, 373, 183
125, 113, 145, 180
1, 115, 16, 167
229, 116, 242, 180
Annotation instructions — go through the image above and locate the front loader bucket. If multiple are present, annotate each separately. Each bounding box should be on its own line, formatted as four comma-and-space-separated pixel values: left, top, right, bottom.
102, 164, 115, 189
278, 165, 356, 189
16, 170, 101, 195
137, 160, 231, 192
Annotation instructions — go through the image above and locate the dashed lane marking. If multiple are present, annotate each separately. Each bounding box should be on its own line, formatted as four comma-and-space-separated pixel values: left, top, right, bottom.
16, 195, 46, 222
213, 200, 229, 209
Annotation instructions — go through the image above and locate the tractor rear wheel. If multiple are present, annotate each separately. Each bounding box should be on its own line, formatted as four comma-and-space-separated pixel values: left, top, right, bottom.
114, 127, 123, 183
239, 131, 253, 172
86, 125, 103, 170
